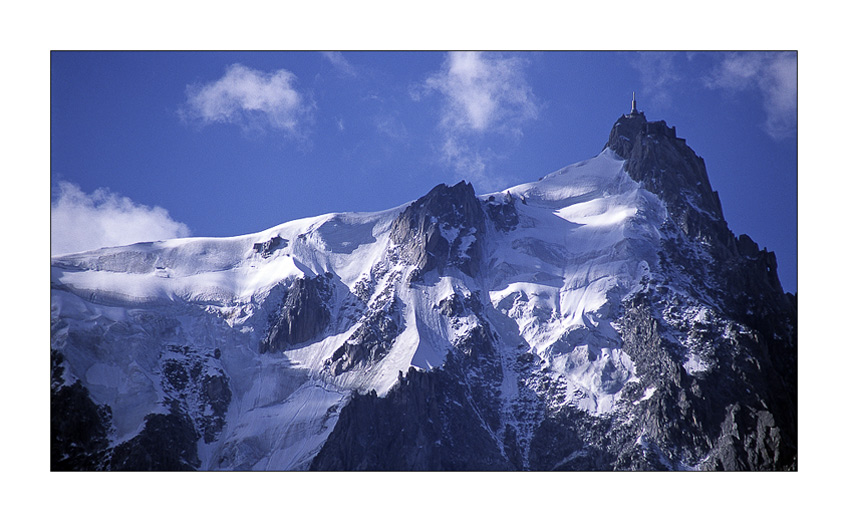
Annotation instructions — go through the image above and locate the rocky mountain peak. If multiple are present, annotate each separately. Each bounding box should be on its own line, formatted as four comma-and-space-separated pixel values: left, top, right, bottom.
389, 181, 485, 278
607, 113, 724, 229
605, 112, 647, 157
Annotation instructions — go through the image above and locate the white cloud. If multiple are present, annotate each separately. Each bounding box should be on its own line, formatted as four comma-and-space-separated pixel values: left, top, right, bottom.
441, 137, 485, 179
321, 51, 357, 77
418, 52, 538, 183
705, 52, 797, 140
634, 52, 682, 109
424, 51, 538, 134
373, 112, 408, 142
439, 137, 508, 191
51, 181, 191, 255
182, 63, 314, 138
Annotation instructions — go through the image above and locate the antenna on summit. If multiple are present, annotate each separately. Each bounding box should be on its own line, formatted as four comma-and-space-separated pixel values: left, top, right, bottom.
626, 91, 642, 118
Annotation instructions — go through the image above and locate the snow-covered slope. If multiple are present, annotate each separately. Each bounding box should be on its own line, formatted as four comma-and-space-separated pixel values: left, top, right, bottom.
486, 148, 665, 415
51, 113, 797, 471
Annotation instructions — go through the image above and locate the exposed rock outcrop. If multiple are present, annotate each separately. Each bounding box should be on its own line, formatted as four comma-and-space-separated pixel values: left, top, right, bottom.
484, 195, 520, 232
261, 274, 333, 353
160, 344, 231, 443
607, 114, 724, 232
310, 365, 510, 471
389, 181, 485, 279
252, 236, 287, 257
325, 308, 401, 375
51, 350, 113, 471
109, 403, 201, 471
313, 290, 508, 470
605, 114, 796, 469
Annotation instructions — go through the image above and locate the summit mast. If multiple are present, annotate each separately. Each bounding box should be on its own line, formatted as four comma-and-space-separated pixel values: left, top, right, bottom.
626, 92, 643, 119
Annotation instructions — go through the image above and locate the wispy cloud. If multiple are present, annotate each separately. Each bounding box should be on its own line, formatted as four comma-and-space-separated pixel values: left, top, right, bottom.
373, 111, 408, 142
416, 52, 538, 187
633, 52, 682, 109
51, 181, 191, 255
321, 51, 357, 77
705, 52, 797, 140
441, 137, 485, 179
424, 51, 538, 134
181, 63, 314, 138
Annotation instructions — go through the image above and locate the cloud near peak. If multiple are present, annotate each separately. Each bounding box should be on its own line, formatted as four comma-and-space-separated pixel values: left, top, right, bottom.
424, 51, 538, 134
51, 181, 191, 255
182, 63, 314, 138
634, 52, 682, 109
417, 52, 538, 188
705, 52, 797, 140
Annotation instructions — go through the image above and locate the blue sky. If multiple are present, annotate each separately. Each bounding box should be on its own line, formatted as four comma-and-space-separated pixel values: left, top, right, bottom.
50, 51, 797, 292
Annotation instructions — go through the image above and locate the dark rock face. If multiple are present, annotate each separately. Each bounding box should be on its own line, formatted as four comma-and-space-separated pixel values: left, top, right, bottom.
51, 350, 113, 471
160, 345, 232, 443
312, 292, 509, 470
253, 236, 287, 257
109, 403, 201, 471
609, 115, 794, 328
310, 365, 510, 471
617, 292, 791, 469
389, 181, 485, 279
518, 285, 795, 471
607, 114, 723, 232
261, 274, 333, 353
325, 308, 401, 375
484, 195, 520, 232
607, 112, 795, 343
604, 113, 796, 470
446, 294, 503, 433
51, 341, 231, 470
528, 410, 617, 470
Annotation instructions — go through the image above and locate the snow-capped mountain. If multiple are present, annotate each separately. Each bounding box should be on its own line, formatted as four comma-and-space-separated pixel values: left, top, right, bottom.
51, 109, 796, 470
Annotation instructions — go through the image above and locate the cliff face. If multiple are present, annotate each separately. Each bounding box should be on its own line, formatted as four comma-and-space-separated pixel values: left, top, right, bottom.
605, 113, 797, 469
389, 181, 486, 279
608, 113, 723, 232
261, 275, 333, 353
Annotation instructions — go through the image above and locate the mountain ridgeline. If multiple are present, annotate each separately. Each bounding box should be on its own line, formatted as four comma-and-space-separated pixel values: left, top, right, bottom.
51, 110, 797, 470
